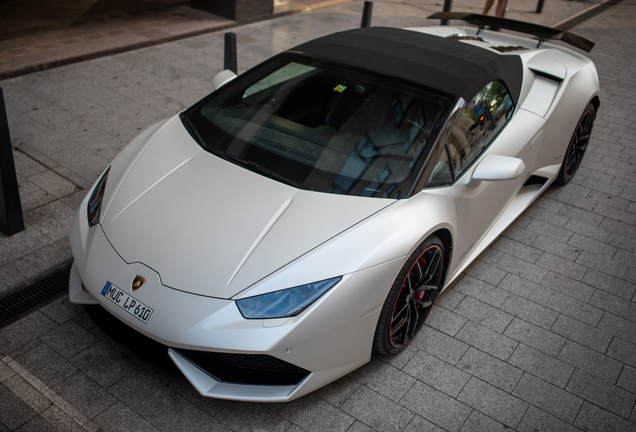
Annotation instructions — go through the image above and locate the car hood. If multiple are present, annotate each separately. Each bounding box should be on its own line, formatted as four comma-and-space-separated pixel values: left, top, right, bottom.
101, 117, 393, 299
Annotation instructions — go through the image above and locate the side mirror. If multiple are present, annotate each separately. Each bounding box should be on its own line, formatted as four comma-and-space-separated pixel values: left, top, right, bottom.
212, 70, 237, 90
465, 154, 525, 187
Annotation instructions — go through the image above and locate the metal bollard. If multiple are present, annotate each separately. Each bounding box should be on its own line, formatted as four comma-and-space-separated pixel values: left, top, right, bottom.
536, 0, 545, 13
361, 1, 373, 28
441, 0, 452, 25
0, 87, 25, 236
224, 32, 237, 74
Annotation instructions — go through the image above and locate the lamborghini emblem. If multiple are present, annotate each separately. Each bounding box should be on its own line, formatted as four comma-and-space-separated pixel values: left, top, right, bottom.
132, 276, 145, 291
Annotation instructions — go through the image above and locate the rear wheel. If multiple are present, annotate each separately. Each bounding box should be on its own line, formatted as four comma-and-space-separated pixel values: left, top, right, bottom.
556, 103, 596, 185
373, 235, 444, 355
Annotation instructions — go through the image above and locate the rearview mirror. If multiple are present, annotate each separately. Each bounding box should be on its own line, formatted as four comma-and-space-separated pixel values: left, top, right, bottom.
465, 155, 525, 187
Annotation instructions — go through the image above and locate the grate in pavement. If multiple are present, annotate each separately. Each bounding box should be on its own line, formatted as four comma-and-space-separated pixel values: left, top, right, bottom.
0, 260, 73, 328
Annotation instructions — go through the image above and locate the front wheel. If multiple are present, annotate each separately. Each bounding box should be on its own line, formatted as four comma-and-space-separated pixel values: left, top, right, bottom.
556, 102, 596, 185
373, 235, 444, 355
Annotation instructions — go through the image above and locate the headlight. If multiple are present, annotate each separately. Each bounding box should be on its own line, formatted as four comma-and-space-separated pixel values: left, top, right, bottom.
87, 167, 110, 227
236, 277, 342, 319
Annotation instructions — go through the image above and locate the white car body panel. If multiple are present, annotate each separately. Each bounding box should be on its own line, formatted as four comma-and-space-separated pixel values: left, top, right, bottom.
68, 23, 600, 401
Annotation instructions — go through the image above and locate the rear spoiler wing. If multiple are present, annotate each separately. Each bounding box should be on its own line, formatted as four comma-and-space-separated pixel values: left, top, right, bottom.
427, 12, 594, 52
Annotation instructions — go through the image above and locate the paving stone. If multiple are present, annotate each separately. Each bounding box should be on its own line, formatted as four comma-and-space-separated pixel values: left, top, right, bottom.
456, 348, 522, 393
595, 202, 636, 224
558, 203, 604, 226
70, 340, 139, 388
16, 344, 77, 388
607, 337, 636, 368
551, 314, 613, 352
282, 394, 355, 432
608, 231, 636, 253
457, 378, 528, 429
3, 374, 51, 414
38, 296, 84, 326
495, 254, 548, 284
402, 350, 470, 398
454, 297, 514, 334
0, 312, 57, 354
452, 275, 508, 308
566, 369, 635, 418
503, 318, 566, 357
501, 224, 539, 246
108, 367, 228, 432
508, 344, 574, 389
546, 291, 603, 327
23, 200, 76, 242
374, 341, 419, 370
528, 219, 580, 243
14, 415, 57, 432
598, 313, 636, 345
512, 373, 583, 423
600, 217, 636, 241
0, 383, 37, 430
349, 359, 416, 402
0, 361, 15, 383
412, 325, 469, 365
0, 225, 51, 264
564, 218, 612, 243
558, 340, 623, 383
583, 268, 636, 299
535, 252, 588, 281
574, 401, 636, 431
436, 285, 466, 311
517, 405, 581, 432
591, 289, 636, 323
314, 375, 360, 407
500, 294, 559, 329
617, 365, 636, 394
90, 402, 158, 432
215, 402, 290, 432
339, 386, 411, 432
541, 271, 595, 302
52, 372, 116, 420
40, 405, 86, 432
458, 410, 509, 432
588, 189, 631, 210
476, 248, 505, 265
39, 320, 97, 360
455, 320, 518, 362
493, 237, 542, 263
425, 305, 468, 337
402, 416, 445, 432
346, 421, 374, 432
400, 381, 472, 432
462, 261, 507, 286
497, 273, 553, 305
531, 235, 581, 262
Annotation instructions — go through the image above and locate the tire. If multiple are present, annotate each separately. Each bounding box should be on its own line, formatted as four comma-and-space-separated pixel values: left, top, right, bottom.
373, 235, 444, 355
556, 103, 596, 185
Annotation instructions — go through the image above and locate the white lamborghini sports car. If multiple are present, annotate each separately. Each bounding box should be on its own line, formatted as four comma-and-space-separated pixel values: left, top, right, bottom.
69, 13, 600, 402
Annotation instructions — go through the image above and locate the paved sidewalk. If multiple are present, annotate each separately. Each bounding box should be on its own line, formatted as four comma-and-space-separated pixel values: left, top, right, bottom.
0, 0, 357, 80
1, 0, 636, 430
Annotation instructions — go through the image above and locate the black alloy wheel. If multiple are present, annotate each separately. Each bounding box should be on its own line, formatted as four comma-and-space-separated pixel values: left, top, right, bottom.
556, 103, 596, 184
373, 235, 444, 354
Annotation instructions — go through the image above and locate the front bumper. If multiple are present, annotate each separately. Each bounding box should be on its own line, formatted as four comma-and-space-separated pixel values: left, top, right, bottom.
69, 209, 402, 401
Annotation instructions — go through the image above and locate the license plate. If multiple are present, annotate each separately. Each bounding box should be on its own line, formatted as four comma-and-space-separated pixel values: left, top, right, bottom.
101, 282, 153, 323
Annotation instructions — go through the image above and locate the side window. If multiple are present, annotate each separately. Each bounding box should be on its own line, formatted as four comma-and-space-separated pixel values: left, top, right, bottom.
427, 81, 511, 187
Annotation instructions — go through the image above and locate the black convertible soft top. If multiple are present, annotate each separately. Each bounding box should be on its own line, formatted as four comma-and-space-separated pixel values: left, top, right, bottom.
291, 27, 523, 106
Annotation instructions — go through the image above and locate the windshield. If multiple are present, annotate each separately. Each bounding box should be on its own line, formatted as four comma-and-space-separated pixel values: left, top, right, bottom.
183, 54, 453, 198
